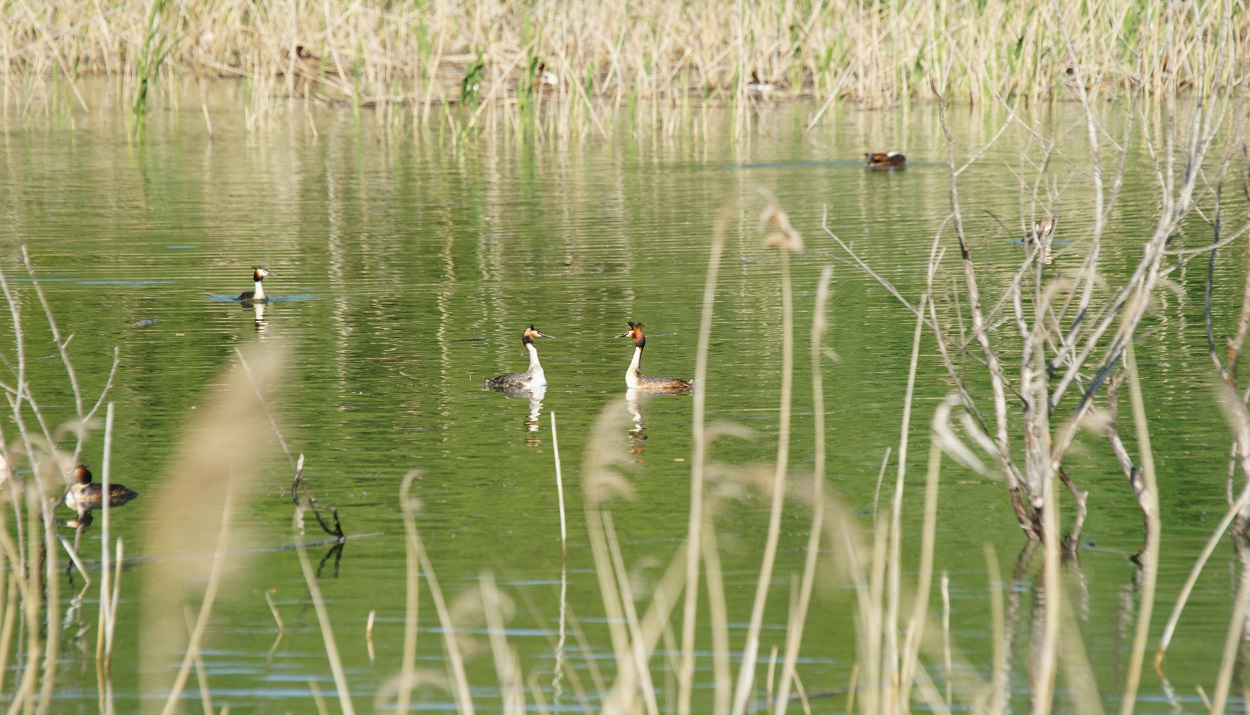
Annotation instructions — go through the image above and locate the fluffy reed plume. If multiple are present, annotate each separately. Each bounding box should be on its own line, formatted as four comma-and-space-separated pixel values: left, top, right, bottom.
139, 345, 283, 711
2, 0, 1245, 133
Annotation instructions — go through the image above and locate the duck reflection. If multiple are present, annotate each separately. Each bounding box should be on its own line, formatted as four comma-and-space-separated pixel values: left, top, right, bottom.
487, 382, 547, 445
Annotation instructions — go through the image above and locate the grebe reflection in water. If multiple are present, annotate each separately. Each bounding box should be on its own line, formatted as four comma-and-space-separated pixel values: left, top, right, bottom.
626, 388, 647, 458
488, 382, 548, 445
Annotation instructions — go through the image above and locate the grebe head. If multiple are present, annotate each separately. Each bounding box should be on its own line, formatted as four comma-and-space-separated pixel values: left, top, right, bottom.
73, 465, 93, 485
615, 321, 646, 348
253, 266, 273, 281
522, 324, 555, 345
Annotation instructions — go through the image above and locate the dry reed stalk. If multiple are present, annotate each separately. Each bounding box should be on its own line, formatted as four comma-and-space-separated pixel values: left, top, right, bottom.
1035, 426, 1061, 714
883, 291, 929, 711
1211, 543, 1250, 714
941, 571, 951, 709
700, 521, 732, 714
0, 502, 23, 701
677, 194, 735, 715
601, 512, 661, 715
0, 255, 112, 714
395, 471, 422, 713
294, 537, 357, 715
983, 543, 1007, 713
898, 437, 943, 704
183, 606, 216, 715
20, 246, 120, 466
550, 412, 567, 560
414, 536, 474, 715
861, 452, 892, 715
1119, 343, 1160, 714
480, 573, 524, 715
1056, 587, 1105, 714
772, 264, 833, 715
562, 605, 607, 701
730, 194, 802, 715
554, 561, 569, 708
1156, 479, 1250, 663
140, 347, 281, 708
583, 494, 638, 709
96, 402, 115, 670
159, 474, 235, 715
309, 679, 330, 715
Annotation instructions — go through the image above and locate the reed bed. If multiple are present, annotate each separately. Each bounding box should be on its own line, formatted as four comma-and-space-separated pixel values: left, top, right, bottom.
2, 0, 1248, 136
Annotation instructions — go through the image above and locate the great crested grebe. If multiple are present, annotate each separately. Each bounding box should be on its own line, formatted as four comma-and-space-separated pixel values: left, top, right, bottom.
1026, 218, 1055, 246
1026, 218, 1056, 264
865, 151, 907, 168
237, 266, 274, 302
485, 325, 555, 390
615, 322, 692, 391
64, 465, 139, 514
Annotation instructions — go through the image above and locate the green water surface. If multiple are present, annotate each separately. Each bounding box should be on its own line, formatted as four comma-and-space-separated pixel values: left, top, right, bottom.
0, 91, 1245, 712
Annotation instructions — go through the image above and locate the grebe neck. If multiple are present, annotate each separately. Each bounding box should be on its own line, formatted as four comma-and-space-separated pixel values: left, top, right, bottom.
252, 279, 266, 301
625, 345, 643, 388
526, 342, 547, 385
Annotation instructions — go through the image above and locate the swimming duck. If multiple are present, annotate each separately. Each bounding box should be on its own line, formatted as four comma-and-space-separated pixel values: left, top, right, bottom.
64, 465, 138, 514
238, 266, 274, 302
615, 321, 692, 392
865, 152, 907, 168
1026, 218, 1055, 246
485, 325, 554, 390
1026, 218, 1055, 264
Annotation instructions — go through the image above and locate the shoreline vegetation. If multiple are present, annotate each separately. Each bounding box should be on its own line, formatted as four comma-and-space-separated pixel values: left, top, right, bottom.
3, 0, 1248, 135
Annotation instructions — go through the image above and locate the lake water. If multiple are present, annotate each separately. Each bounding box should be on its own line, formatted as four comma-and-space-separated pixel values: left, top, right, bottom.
0, 88, 1245, 712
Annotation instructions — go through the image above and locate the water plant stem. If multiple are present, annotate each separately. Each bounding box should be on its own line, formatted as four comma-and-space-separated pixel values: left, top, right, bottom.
885, 292, 928, 709
397, 472, 422, 713
678, 196, 733, 715
730, 238, 794, 715
1121, 342, 1160, 714
294, 535, 356, 715
97, 402, 115, 668
772, 264, 833, 715
551, 412, 567, 560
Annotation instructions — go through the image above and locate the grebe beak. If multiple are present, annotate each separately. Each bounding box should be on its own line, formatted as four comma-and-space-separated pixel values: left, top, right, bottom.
533, 330, 555, 339
614, 331, 632, 338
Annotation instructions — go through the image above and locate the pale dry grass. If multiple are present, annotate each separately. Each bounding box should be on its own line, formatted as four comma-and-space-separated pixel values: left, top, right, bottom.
2, 0, 1247, 134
